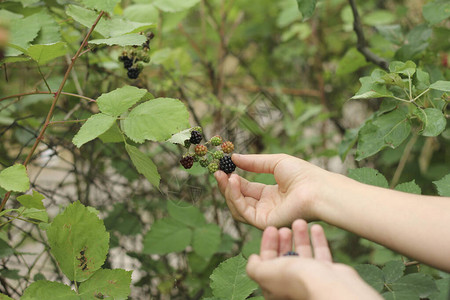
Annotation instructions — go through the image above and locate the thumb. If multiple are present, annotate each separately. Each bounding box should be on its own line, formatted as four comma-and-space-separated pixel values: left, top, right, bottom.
232, 153, 290, 174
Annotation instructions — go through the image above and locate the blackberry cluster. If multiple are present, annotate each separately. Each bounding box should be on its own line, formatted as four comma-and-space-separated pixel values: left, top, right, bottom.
179, 127, 237, 174
118, 32, 154, 80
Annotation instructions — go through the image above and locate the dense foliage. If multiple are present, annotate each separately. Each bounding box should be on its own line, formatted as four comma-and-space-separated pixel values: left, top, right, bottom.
0, 0, 449, 299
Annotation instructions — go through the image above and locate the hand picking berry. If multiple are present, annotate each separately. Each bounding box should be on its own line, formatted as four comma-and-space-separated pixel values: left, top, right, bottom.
219, 156, 236, 174
221, 141, 234, 154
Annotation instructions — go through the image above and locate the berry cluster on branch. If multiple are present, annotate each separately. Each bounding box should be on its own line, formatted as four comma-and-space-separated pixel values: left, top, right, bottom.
118, 32, 154, 80
180, 128, 237, 174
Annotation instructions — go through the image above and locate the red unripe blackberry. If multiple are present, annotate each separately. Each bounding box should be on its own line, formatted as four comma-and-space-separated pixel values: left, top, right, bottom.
195, 144, 208, 156
190, 130, 202, 144
180, 155, 194, 169
219, 156, 236, 174
221, 141, 234, 154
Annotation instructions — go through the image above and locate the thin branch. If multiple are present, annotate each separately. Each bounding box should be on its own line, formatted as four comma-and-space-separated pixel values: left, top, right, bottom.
0, 91, 96, 103
0, 11, 105, 212
390, 133, 418, 188
348, 0, 389, 71
36, 64, 52, 92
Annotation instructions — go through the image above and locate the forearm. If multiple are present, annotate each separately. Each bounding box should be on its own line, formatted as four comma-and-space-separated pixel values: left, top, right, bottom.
315, 171, 450, 271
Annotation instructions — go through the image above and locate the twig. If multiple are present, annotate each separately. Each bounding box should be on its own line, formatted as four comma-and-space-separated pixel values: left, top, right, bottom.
390, 133, 418, 188
0, 11, 105, 212
0, 91, 96, 103
348, 0, 389, 71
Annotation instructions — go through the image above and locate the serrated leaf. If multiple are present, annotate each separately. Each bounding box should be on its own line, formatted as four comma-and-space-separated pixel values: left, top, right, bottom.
6, 14, 41, 56
78, 269, 132, 300
152, 0, 200, 12
382, 261, 405, 283
27, 42, 68, 65
210, 254, 258, 300
193, 224, 221, 258
352, 73, 394, 100
142, 218, 192, 254
429, 80, 450, 92
433, 174, 450, 196
89, 33, 146, 46
395, 181, 421, 194
430, 278, 450, 300
98, 123, 123, 143
347, 168, 388, 188
16, 190, 45, 209
354, 264, 385, 292
382, 290, 419, 300
423, 0, 450, 25
23, 208, 48, 223
167, 200, 206, 228
389, 60, 416, 77
78, 0, 120, 14
296, 0, 318, 20
166, 128, 192, 145
21, 281, 79, 300
356, 109, 411, 160
414, 108, 447, 137
72, 113, 116, 148
125, 144, 160, 188
46, 201, 109, 282
97, 86, 148, 117
0, 164, 30, 192
391, 273, 438, 298
123, 98, 190, 143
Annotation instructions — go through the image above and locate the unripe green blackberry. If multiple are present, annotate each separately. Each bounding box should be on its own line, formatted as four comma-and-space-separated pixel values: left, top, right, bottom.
191, 126, 202, 133
184, 139, 191, 148
195, 144, 208, 156
180, 155, 194, 169
199, 158, 210, 168
213, 151, 224, 160
208, 162, 219, 174
210, 135, 223, 146
221, 141, 234, 154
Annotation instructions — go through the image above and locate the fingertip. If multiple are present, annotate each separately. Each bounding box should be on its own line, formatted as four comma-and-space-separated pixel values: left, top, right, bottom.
246, 254, 261, 278
292, 219, 308, 231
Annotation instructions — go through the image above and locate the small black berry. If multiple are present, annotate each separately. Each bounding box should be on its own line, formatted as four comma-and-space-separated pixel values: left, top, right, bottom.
127, 68, 140, 79
190, 130, 202, 144
180, 155, 194, 169
219, 155, 236, 174
283, 251, 299, 256
123, 59, 133, 69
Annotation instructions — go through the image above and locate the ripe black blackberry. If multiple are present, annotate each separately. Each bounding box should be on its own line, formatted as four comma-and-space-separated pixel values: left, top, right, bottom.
189, 130, 202, 144
219, 156, 236, 174
283, 251, 299, 256
123, 58, 133, 69
180, 155, 194, 169
127, 68, 140, 79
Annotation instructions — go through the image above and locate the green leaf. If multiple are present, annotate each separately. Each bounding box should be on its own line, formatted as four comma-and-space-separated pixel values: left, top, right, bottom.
395, 181, 421, 194
23, 208, 48, 223
125, 144, 160, 188
152, 0, 201, 13
352, 72, 394, 100
338, 127, 360, 160
296, 0, 318, 20
167, 200, 206, 228
21, 281, 79, 300
389, 60, 416, 77
382, 73, 406, 88
0, 164, 30, 192
78, 0, 120, 14
0, 239, 14, 259
123, 4, 159, 23
383, 290, 419, 300
98, 123, 123, 143
395, 25, 432, 61
97, 86, 148, 117
46, 201, 109, 282
336, 48, 369, 75
78, 269, 132, 300
104, 203, 141, 236
142, 218, 192, 254
89, 33, 146, 46
72, 113, 116, 148
27, 42, 68, 65
433, 174, 450, 197
356, 109, 411, 160
363, 10, 396, 26
382, 261, 405, 284
6, 14, 41, 56
347, 168, 388, 188
16, 190, 45, 209
423, 0, 450, 25
414, 108, 447, 137
429, 80, 450, 92
354, 264, 385, 292
210, 254, 258, 300
192, 224, 221, 258
391, 273, 438, 298
123, 98, 190, 143
430, 278, 450, 300
0, 293, 14, 300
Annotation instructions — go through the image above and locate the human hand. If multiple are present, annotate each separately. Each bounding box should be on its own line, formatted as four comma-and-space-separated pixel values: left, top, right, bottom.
246, 220, 382, 300
214, 154, 331, 229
